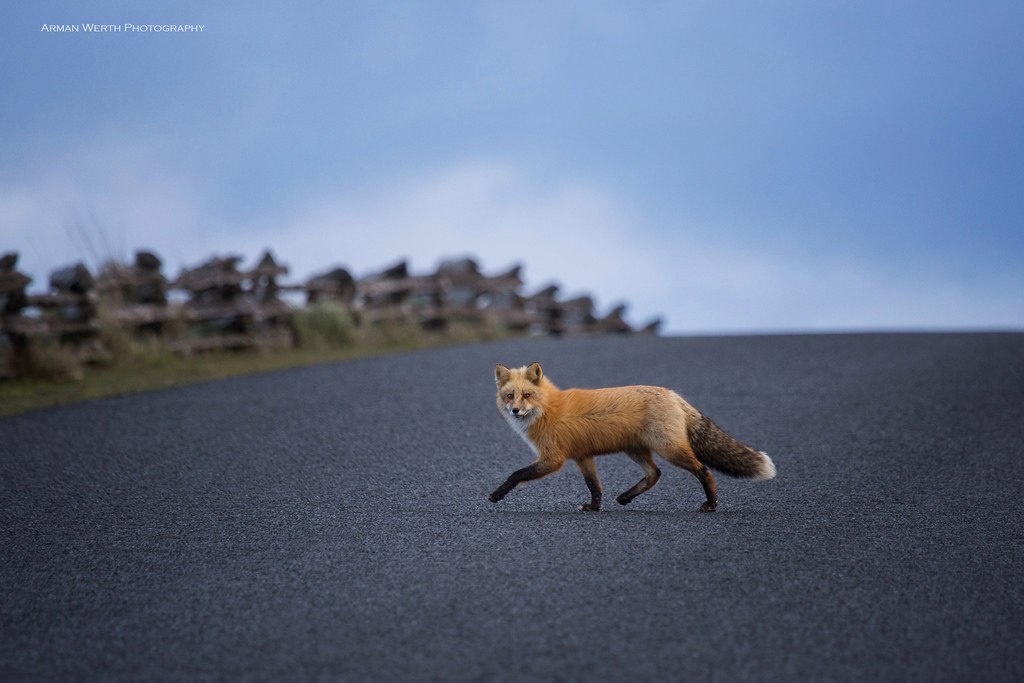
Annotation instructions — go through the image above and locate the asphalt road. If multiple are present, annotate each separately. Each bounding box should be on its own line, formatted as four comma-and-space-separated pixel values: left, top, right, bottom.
2, 333, 1023, 680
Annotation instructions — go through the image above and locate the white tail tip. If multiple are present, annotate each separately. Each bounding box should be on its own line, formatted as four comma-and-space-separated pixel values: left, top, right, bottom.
758, 451, 777, 480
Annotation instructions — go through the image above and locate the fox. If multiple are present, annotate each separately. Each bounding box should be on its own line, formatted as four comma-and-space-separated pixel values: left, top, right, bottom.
488, 362, 776, 512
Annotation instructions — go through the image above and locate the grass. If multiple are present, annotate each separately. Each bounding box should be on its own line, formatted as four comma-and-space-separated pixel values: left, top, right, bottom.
291, 302, 358, 350
1, 310, 517, 417
1, 346, 361, 417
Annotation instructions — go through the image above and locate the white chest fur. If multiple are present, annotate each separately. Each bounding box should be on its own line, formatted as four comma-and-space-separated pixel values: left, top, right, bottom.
502, 410, 539, 455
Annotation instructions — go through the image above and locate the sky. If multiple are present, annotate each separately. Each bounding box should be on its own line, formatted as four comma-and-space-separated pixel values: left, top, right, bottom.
2, 1, 1022, 333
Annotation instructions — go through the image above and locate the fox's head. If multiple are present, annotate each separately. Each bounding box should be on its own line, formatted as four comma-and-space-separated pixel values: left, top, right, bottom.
495, 362, 548, 423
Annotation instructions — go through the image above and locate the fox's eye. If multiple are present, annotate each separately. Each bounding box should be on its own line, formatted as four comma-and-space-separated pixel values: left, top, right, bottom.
523, 392, 531, 399
506, 393, 514, 400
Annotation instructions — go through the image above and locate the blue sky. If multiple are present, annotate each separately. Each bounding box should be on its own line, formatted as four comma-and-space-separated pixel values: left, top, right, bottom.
2, 1, 1022, 333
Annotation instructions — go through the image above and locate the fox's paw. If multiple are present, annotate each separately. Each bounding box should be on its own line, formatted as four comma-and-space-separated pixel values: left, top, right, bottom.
488, 492, 504, 503
699, 501, 717, 513
615, 494, 633, 506
579, 503, 601, 512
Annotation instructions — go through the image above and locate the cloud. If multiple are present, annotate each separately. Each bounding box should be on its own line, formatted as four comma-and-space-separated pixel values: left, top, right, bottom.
0, 134, 214, 286
241, 160, 670, 319
2, 149, 1020, 333
244, 160, 1022, 332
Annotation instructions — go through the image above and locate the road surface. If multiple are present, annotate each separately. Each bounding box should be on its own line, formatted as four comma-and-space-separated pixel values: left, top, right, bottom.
2, 333, 1022, 680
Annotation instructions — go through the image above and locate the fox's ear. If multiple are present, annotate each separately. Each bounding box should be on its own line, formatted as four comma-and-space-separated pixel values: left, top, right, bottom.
495, 364, 511, 386
525, 362, 543, 385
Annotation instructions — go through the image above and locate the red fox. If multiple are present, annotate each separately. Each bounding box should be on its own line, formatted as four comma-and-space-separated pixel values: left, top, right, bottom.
488, 362, 775, 511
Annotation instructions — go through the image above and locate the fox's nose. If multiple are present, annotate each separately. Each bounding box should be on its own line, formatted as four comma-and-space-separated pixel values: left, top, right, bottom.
511, 407, 520, 415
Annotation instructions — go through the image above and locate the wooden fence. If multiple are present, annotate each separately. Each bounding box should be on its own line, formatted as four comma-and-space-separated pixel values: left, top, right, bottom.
0, 249, 661, 379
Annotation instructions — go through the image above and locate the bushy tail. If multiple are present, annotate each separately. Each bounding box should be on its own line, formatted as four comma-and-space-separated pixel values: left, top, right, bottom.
687, 414, 776, 480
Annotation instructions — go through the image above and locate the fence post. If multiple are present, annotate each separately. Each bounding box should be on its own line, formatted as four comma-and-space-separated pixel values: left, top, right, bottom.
0, 252, 32, 378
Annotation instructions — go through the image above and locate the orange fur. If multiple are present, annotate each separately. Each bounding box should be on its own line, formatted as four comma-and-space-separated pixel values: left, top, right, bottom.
489, 362, 775, 511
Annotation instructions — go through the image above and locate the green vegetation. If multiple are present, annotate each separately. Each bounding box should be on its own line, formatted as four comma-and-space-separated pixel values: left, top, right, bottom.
291, 303, 359, 350
1, 309, 515, 417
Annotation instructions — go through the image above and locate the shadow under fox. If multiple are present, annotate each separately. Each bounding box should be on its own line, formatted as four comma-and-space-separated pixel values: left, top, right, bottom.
488, 362, 776, 512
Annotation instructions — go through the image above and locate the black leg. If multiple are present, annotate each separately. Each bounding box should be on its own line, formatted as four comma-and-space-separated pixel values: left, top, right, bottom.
695, 465, 718, 512
576, 457, 602, 511
488, 460, 561, 503
616, 450, 661, 506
